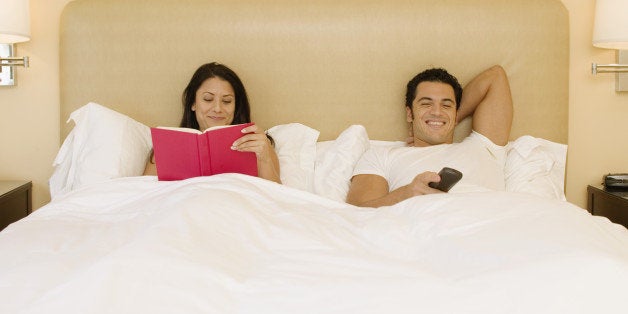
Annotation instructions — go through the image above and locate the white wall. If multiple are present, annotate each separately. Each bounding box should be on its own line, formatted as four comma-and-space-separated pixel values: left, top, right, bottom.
0, 0, 626, 210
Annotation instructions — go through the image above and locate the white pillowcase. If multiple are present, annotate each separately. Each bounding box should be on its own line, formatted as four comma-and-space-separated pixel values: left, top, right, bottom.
267, 123, 320, 193
269, 124, 370, 202
49, 108, 567, 203
267, 123, 568, 203
314, 125, 370, 202
504, 136, 567, 200
49, 102, 152, 199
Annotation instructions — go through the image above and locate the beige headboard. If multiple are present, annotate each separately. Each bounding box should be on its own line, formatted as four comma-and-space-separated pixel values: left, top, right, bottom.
60, 0, 568, 143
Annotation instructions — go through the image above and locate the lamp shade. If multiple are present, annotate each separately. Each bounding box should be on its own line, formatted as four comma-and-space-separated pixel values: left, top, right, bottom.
0, 0, 31, 44
592, 0, 628, 49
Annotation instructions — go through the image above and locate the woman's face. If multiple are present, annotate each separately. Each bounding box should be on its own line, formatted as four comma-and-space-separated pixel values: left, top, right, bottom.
192, 77, 236, 130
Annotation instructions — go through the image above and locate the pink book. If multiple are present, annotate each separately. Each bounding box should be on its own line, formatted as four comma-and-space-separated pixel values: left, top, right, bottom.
150, 122, 257, 181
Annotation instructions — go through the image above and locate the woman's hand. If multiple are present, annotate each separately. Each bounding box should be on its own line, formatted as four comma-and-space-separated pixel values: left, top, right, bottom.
231, 124, 273, 161
231, 124, 281, 183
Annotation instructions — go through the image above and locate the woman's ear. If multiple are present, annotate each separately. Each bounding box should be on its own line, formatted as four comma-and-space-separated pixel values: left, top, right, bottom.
191, 103, 196, 111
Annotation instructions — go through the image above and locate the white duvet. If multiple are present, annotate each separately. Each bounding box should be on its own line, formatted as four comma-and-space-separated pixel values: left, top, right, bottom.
1, 174, 628, 314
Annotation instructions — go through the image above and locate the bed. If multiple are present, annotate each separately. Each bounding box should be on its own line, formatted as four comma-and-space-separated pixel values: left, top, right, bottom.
2, 0, 628, 313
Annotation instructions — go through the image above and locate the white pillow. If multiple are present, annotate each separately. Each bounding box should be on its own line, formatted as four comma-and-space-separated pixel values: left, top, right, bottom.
49, 102, 152, 198
313, 125, 370, 202
268, 123, 370, 201
49, 130, 77, 198
504, 136, 567, 200
267, 123, 319, 193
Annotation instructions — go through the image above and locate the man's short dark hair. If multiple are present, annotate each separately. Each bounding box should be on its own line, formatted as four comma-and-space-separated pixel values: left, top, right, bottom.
405, 68, 463, 110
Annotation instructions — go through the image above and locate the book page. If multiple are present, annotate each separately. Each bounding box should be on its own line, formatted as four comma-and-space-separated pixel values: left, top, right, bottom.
202, 123, 254, 133
155, 126, 202, 134
155, 123, 251, 134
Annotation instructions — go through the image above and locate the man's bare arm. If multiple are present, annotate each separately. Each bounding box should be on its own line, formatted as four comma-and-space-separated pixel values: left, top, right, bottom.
346, 172, 442, 207
456, 65, 513, 146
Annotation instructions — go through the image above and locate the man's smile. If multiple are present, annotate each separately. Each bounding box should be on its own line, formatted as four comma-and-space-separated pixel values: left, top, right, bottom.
426, 120, 446, 127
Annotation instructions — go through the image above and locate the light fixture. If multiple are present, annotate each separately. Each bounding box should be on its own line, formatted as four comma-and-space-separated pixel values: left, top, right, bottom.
0, 0, 31, 86
590, 0, 628, 91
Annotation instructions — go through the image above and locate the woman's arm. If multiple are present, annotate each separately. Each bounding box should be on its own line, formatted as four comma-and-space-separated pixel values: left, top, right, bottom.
143, 150, 157, 176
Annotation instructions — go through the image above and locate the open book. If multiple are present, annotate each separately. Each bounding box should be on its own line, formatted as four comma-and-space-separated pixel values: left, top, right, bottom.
150, 122, 258, 181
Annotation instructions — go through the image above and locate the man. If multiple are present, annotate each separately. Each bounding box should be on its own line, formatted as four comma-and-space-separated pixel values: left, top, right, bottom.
346, 65, 513, 207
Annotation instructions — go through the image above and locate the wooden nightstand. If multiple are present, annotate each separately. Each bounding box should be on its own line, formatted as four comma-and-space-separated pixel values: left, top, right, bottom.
0, 180, 32, 231
587, 185, 628, 228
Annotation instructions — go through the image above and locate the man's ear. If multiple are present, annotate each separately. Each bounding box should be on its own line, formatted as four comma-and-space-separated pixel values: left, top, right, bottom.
406, 106, 413, 123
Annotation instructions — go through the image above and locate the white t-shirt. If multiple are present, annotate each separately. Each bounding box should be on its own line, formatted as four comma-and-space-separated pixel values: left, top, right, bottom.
352, 131, 506, 192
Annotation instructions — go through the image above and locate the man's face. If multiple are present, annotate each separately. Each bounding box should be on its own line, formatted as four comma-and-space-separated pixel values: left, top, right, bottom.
406, 81, 457, 147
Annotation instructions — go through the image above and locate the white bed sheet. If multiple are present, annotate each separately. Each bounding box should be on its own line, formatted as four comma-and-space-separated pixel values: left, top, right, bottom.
1, 174, 627, 313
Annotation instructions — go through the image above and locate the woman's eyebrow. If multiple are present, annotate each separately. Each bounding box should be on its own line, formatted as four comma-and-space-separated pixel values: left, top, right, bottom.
202, 91, 234, 97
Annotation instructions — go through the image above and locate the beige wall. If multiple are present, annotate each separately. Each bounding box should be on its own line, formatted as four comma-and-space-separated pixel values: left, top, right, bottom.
0, 0, 73, 209
563, 0, 628, 207
0, 0, 625, 210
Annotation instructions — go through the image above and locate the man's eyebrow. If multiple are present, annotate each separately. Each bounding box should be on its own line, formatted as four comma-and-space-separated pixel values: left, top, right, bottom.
417, 97, 455, 103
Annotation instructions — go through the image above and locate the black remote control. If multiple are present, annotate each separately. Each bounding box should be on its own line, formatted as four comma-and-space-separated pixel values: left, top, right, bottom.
428, 167, 463, 192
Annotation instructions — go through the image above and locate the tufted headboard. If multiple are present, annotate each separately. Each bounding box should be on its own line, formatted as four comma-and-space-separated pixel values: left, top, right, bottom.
60, 0, 568, 142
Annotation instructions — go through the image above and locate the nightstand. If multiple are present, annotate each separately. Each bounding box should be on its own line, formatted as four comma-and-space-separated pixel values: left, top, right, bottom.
0, 180, 32, 231
587, 185, 628, 228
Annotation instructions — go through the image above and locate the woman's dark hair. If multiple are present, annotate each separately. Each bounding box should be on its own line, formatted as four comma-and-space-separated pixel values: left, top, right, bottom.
179, 62, 251, 129
405, 68, 463, 110
178, 62, 274, 146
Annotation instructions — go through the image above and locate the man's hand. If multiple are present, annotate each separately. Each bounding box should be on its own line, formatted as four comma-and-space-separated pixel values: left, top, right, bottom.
407, 171, 444, 196
347, 171, 443, 207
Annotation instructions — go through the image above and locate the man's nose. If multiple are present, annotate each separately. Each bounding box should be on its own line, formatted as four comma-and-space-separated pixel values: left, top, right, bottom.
430, 104, 443, 115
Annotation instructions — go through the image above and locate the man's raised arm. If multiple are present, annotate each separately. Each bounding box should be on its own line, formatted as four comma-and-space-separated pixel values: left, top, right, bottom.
456, 65, 513, 146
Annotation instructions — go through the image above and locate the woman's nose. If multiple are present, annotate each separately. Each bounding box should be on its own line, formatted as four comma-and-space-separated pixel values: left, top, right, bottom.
211, 101, 222, 112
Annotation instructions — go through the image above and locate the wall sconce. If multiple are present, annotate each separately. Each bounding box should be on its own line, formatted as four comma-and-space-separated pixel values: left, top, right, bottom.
0, 0, 31, 86
591, 0, 628, 92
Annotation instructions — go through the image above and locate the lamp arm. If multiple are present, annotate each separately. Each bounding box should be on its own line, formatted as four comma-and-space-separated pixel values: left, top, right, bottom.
591, 62, 628, 74
0, 56, 29, 68
0, 42, 29, 68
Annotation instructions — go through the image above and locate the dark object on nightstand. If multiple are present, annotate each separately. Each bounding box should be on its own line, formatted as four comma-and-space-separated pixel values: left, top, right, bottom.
0, 181, 32, 231
604, 173, 628, 189
587, 185, 628, 228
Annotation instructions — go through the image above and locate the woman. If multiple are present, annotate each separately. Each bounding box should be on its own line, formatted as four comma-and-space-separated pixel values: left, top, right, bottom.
144, 62, 281, 183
